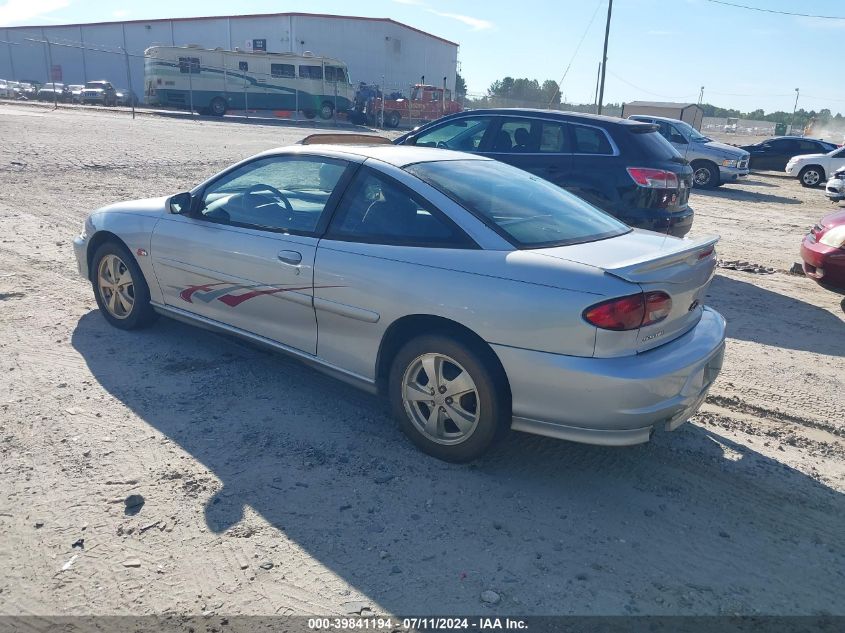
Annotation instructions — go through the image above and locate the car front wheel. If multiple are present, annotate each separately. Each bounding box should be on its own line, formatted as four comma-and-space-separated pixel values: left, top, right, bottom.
388, 334, 508, 462
91, 241, 157, 330
692, 161, 720, 189
799, 166, 824, 187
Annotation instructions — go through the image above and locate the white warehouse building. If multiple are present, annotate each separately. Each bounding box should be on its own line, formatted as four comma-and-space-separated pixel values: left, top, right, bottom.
0, 11, 459, 101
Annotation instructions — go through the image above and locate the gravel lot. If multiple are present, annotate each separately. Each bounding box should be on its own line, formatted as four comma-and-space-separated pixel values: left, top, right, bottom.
1, 104, 843, 618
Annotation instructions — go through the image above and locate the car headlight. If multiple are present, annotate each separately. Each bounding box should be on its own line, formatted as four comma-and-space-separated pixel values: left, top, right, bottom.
819, 225, 845, 248
81, 217, 93, 239
721, 159, 738, 168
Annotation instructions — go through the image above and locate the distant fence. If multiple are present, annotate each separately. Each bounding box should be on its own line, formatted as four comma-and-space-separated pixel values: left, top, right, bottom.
703, 116, 776, 136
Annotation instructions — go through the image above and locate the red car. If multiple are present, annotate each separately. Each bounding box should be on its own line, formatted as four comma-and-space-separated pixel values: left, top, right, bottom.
801, 209, 845, 290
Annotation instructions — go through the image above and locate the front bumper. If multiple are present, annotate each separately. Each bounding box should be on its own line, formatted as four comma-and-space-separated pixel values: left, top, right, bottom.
825, 177, 845, 201
800, 235, 845, 289
495, 307, 726, 446
73, 233, 89, 280
719, 165, 750, 181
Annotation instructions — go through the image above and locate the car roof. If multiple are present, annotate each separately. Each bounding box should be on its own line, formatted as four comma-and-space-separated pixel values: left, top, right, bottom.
257, 144, 488, 168
445, 107, 646, 127
629, 114, 685, 124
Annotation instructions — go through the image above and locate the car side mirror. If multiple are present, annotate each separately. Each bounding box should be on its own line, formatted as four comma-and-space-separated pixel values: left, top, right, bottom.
404, 134, 417, 146
169, 192, 193, 215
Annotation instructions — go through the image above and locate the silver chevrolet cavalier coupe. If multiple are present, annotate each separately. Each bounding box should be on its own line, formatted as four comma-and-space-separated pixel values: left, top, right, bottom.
73, 139, 726, 462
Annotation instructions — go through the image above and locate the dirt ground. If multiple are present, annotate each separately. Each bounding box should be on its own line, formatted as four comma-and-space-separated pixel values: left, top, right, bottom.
1, 104, 843, 618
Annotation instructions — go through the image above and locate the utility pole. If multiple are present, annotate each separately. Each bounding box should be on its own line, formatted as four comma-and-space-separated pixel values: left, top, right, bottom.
596, 0, 613, 115
44, 37, 57, 109
122, 47, 135, 119
791, 88, 800, 135
593, 61, 601, 114
698, 86, 704, 105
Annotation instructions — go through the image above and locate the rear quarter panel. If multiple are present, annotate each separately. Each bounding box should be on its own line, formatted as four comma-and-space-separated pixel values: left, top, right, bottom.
312, 243, 635, 380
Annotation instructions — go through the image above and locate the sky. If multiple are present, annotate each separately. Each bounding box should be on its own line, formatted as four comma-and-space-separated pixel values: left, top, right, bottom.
2, 0, 844, 115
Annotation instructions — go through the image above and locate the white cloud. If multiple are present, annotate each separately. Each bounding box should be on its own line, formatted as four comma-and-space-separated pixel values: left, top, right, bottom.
113, 9, 129, 18
0, 0, 70, 26
427, 9, 493, 31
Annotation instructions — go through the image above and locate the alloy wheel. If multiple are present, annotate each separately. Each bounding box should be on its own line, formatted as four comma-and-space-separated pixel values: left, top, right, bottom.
803, 170, 820, 186
97, 254, 135, 319
401, 353, 480, 445
694, 167, 711, 186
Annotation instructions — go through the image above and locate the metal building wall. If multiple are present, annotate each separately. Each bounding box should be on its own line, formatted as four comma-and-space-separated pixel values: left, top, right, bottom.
0, 14, 458, 104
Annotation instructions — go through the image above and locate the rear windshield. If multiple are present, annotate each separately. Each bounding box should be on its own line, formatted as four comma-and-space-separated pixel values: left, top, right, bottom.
631, 128, 684, 162
406, 159, 630, 248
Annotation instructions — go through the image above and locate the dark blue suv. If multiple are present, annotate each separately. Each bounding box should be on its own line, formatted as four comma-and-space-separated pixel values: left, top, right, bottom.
395, 109, 695, 236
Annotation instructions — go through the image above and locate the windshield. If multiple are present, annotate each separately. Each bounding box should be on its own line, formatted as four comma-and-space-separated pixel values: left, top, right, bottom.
406, 159, 630, 248
673, 120, 709, 142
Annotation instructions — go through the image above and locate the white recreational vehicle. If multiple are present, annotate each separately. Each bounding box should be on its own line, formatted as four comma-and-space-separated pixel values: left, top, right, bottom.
144, 45, 354, 118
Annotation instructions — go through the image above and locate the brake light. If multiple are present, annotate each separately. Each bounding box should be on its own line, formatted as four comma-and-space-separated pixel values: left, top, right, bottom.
583, 291, 673, 331
626, 167, 679, 189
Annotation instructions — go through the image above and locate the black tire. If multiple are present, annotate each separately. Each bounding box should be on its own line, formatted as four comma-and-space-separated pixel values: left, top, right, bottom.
302, 109, 317, 120
386, 110, 401, 129
691, 161, 720, 189
799, 165, 825, 188
388, 334, 509, 462
319, 102, 334, 120
90, 241, 158, 330
210, 97, 227, 117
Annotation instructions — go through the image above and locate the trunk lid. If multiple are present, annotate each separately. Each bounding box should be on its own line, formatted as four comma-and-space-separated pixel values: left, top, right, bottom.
535, 231, 718, 353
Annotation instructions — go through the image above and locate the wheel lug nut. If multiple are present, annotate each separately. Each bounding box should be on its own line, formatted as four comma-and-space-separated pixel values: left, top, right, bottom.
439, 386, 447, 394
445, 397, 453, 405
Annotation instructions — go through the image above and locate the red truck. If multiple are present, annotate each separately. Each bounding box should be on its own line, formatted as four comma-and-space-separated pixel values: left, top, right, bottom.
363, 84, 461, 128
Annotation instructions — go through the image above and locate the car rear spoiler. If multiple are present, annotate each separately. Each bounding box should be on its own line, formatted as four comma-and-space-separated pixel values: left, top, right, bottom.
299, 133, 392, 145
602, 235, 719, 283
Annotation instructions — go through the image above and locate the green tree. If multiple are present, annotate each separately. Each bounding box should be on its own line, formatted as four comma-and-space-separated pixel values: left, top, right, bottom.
455, 72, 467, 100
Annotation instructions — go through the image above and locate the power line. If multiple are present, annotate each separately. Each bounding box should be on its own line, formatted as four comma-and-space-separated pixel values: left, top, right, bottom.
703, 0, 845, 20
605, 69, 695, 100
548, 0, 604, 107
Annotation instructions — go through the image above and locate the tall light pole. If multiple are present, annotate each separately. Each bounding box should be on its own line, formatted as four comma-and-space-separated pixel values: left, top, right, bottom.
596, 0, 613, 115
791, 88, 800, 135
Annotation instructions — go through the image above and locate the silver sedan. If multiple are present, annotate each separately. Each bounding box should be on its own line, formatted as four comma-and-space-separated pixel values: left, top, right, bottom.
73, 141, 726, 462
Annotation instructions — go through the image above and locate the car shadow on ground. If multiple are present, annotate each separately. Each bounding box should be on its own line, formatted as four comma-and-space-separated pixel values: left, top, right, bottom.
71, 310, 845, 615
707, 274, 845, 356
692, 185, 802, 205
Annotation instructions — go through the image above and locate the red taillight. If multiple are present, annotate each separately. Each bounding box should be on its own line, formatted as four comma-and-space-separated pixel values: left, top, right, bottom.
626, 167, 679, 189
583, 291, 672, 331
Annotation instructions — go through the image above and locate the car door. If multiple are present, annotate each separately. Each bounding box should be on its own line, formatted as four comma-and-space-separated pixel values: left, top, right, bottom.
406, 115, 497, 153
150, 154, 352, 354
312, 163, 478, 378
768, 139, 799, 171
828, 147, 845, 173
477, 116, 573, 187
557, 122, 619, 212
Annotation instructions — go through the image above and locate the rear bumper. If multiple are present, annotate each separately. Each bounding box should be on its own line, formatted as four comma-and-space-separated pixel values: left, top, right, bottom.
800, 235, 845, 288
620, 207, 694, 238
495, 308, 727, 446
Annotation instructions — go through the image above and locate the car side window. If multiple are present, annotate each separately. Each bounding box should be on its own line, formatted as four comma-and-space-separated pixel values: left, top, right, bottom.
327, 167, 475, 248
199, 156, 347, 234
668, 125, 688, 144
798, 140, 821, 152
572, 125, 614, 155
412, 117, 494, 152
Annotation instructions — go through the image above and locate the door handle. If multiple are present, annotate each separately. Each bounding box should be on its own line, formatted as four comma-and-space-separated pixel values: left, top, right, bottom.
277, 250, 302, 266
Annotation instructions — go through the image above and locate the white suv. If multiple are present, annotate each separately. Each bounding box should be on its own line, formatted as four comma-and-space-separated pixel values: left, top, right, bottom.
786, 145, 845, 187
